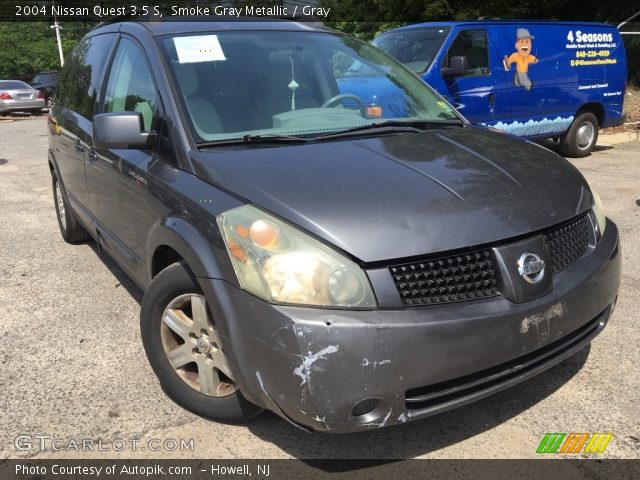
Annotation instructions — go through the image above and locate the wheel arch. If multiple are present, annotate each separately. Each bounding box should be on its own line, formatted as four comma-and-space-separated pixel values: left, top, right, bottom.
577, 102, 605, 127
146, 216, 228, 288
48, 150, 70, 194
48, 149, 60, 177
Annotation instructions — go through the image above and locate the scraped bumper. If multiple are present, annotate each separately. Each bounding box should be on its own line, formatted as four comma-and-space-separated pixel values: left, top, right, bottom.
199, 219, 620, 432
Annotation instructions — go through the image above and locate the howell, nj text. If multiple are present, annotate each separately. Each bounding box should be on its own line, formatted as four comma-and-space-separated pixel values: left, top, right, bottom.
207, 463, 270, 476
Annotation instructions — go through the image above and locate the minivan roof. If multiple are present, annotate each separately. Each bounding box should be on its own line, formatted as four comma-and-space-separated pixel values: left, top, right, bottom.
388, 20, 616, 32
92, 17, 330, 36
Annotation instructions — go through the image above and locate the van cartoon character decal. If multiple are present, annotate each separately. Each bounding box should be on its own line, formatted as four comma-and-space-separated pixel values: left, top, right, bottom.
503, 28, 538, 91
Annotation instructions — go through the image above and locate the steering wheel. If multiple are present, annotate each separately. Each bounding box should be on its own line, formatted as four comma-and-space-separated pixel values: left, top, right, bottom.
321, 93, 365, 114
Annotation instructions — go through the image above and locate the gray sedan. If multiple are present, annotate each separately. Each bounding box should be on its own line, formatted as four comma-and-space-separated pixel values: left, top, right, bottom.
0, 80, 45, 114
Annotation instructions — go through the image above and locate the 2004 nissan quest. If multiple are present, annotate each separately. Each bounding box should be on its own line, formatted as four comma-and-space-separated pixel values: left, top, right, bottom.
48, 18, 621, 433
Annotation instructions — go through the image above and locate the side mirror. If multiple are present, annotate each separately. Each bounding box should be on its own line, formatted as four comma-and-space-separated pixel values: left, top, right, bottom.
93, 112, 155, 149
442, 56, 468, 77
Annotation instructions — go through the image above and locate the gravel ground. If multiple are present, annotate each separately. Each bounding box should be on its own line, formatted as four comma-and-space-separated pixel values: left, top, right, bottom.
623, 88, 640, 124
0, 118, 638, 460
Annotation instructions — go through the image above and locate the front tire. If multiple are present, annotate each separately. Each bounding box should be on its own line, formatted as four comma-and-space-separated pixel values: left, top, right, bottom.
140, 262, 262, 423
560, 112, 599, 158
52, 172, 91, 243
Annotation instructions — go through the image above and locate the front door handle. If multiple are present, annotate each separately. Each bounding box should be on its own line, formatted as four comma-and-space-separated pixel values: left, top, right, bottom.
488, 92, 496, 107
74, 139, 84, 153
88, 148, 98, 164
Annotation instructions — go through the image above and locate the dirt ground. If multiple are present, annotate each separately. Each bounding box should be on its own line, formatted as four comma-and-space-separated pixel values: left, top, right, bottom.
603, 87, 640, 132
623, 88, 640, 123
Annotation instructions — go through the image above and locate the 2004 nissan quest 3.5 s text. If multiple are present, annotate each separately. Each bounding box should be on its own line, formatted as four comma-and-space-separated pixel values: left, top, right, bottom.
48, 18, 620, 433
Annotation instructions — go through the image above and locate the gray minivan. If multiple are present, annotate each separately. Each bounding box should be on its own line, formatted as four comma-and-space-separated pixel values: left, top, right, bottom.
49, 18, 620, 432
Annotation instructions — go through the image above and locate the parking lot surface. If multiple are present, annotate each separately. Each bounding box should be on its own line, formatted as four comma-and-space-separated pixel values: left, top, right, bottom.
0, 118, 638, 459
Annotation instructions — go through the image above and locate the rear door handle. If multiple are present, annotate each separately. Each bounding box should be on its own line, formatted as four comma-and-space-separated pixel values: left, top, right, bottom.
88, 148, 98, 164
488, 92, 496, 107
74, 139, 84, 153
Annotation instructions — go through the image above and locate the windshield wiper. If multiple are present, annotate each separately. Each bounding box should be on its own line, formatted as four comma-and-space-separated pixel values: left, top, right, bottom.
196, 134, 309, 148
314, 119, 464, 141
242, 134, 310, 143
194, 121, 462, 148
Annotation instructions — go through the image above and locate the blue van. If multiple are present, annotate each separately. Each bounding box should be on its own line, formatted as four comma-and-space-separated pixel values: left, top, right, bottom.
340, 21, 627, 157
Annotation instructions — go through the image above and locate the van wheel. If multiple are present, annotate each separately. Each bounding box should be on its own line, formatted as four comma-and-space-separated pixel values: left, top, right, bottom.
141, 262, 263, 423
52, 172, 91, 243
560, 112, 599, 158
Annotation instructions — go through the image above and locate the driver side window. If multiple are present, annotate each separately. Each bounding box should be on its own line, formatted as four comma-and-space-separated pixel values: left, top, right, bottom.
444, 29, 489, 76
102, 37, 157, 132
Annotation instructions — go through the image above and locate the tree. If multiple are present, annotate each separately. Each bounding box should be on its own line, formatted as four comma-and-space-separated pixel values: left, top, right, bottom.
0, 22, 95, 79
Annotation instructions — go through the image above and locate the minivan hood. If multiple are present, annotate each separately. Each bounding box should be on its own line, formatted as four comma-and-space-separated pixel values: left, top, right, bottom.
190, 126, 593, 263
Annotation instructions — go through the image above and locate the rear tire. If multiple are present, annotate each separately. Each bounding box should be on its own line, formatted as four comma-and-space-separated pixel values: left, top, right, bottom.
52, 172, 91, 243
141, 261, 263, 423
560, 112, 599, 158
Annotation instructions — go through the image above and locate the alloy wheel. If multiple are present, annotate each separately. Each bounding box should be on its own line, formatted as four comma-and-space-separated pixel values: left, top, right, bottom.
160, 293, 237, 397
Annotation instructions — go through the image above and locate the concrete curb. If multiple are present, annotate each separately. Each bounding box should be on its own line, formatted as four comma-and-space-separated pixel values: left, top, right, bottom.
598, 130, 640, 146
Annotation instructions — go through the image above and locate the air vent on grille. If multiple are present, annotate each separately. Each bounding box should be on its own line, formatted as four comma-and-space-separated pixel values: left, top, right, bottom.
389, 213, 591, 307
389, 251, 498, 306
544, 214, 590, 274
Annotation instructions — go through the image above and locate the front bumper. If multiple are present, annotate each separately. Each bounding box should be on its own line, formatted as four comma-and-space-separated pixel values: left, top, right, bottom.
200, 219, 620, 433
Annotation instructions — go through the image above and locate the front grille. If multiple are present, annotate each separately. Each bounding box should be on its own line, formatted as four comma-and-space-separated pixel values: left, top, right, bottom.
389, 250, 498, 306
389, 213, 592, 307
544, 214, 590, 274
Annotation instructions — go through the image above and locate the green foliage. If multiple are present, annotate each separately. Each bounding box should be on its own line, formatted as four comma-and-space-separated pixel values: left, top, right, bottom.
0, 22, 95, 79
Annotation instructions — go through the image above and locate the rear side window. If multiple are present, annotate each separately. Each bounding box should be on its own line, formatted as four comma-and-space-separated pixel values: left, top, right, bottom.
33, 73, 53, 84
444, 29, 489, 76
0, 80, 30, 90
56, 33, 116, 119
102, 37, 157, 133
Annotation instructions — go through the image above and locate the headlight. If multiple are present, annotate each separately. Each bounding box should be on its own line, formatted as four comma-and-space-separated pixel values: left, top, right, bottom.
217, 205, 377, 309
592, 189, 606, 236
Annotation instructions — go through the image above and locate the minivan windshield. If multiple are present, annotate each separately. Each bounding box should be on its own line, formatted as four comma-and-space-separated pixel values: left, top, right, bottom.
373, 27, 450, 74
159, 30, 460, 144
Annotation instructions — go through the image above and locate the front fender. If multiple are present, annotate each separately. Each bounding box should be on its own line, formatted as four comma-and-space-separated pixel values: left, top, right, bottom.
145, 215, 237, 287
146, 216, 256, 397
47, 149, 62, 183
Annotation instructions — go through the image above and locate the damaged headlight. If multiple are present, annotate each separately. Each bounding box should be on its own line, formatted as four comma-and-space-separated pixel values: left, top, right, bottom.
592, 189, 606, 237
217, 205, 377, 309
